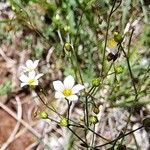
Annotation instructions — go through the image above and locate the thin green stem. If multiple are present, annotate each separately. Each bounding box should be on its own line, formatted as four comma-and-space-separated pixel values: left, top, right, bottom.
88, 127, 110, 142
117, 29, 138, 145
91, 125, 95, 147
127, 28, 134, 55
101, 0, 118, 76
71, 46, 89, 129
92, 62, 114, 97
69, 124, 84, 128
68, 127, 89, 148
121, 51, 138, 97
94, 126, 143, 148
47, 117, 59, 124
66, 99, 71, 124
69, 56, 78, 81
36, 91, 61, 117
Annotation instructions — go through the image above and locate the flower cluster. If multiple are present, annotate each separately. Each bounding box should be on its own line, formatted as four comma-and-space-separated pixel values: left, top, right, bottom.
19, 60, 43, 88
19, 60, 85, 102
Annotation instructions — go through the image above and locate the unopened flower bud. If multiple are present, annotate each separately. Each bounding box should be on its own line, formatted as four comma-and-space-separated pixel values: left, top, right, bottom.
115, 65, 123, 74
64, 43, 72, 51
64, 25, 70, 33
40, 111, 48, 119
59, 117, 68, 127
55, 14, 60, 20
89, 115, 98, 124
92, 78, 101, 87
114, 32, 123, 43
92, 106, 99, 114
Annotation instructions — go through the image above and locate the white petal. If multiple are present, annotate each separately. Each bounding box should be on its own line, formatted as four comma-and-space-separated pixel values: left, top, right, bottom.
29, 71, 36, 79
21, 82, 28, 87
26, 60, 34, 68
33, 60, 39, 68
66, 95, 78, 102
63, 75, 75, 89
53, 81, 64, 92
55, 92, 65, 99
72, 84, 85, 94
112, 46, 118, 55
35, 73, 44, 79
106, 47, 111, 53
33, 80, 38, 86
19, 74, 28, 82
18, 66, 27, 74
107, 46, 118, 55
20, 65, 27, 70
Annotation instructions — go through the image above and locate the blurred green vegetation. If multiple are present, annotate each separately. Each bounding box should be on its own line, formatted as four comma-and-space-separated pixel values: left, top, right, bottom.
0, 0, 150, 108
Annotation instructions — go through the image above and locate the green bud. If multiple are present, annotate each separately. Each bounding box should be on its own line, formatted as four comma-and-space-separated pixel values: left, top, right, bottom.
114, 32, 123, 43
92, 106, 99, 114
55, 14, 60, 20
59, 117, 68, 127
64, 26, 70, 33
11, 5, 16, 11
89, 115, 98, 124
115, 65, 123, 74
40, 111, 48, 119
53, 14, 61, 28
92, 78, 101, 87
64, 43, 72, 52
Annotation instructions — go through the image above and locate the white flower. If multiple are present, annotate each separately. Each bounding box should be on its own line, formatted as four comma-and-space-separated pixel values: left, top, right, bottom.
20, 59, 39, 73
19, 71, 43, 87
106, 39, 119, 55
53, 75, 85, 102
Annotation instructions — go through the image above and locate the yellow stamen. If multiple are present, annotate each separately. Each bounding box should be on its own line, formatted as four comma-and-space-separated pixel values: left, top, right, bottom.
107, 39, 118, 49
63, 89, 72, 96
28, 79, 35, 86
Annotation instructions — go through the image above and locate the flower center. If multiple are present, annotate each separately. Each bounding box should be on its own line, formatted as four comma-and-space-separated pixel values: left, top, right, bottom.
28, 79, 35, 86
63, 89, 72, 96
107, 39, 117, 49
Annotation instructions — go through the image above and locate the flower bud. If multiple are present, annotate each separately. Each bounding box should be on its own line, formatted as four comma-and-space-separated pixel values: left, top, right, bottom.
59, 117, 68, 127
64, 25, 70, 33
92, 78, 101, 87
40, 111, 48, 119
92, 106, 99, 114
89, 115, 98, 124
64, 43, 72, 52
55, 14, 60, 20
114, 32, 123, 43
115, 65, 123, 74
